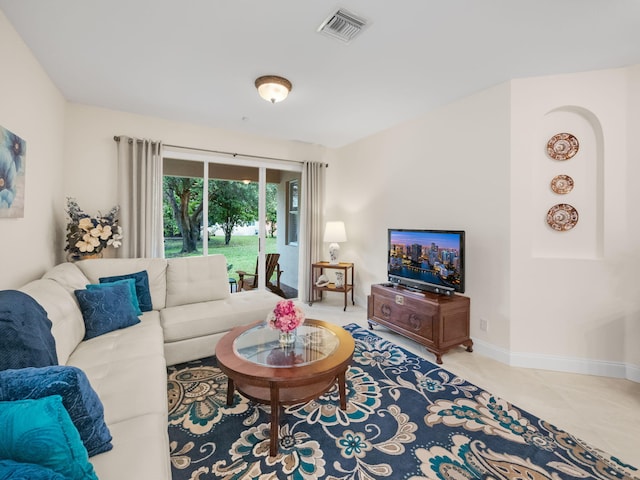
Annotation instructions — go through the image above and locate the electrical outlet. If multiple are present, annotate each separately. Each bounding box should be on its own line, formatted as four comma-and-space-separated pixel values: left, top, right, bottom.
480, 318, 488, 332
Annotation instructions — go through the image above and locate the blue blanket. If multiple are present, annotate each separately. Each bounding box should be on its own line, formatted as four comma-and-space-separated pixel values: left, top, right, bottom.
0, 290, 58, 370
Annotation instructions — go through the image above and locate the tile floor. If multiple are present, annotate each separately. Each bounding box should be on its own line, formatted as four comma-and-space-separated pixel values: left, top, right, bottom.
302, 297, 640, 469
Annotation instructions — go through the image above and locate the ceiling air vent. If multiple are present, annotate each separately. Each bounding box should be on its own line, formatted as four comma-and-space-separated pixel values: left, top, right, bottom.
317, 8, 368, 44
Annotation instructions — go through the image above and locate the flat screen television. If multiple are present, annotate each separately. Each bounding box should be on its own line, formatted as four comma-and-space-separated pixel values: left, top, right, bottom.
387, 228, 465, 295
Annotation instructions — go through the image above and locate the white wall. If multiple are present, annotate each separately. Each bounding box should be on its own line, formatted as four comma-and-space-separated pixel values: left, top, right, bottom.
326, 67, 639, 380
626, 65, 640, 374
326, 82, 512, 351
0, 10, 66, 289
510, 68, 639, 379
62, 103, 327, 263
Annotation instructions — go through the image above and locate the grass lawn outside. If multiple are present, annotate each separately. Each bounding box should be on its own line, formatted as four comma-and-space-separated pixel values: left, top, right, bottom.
164, 235, 278, 282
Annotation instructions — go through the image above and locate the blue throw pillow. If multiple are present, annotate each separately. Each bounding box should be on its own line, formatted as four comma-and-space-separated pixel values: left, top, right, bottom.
0, 460, 65, 479
0, 366, 112, 457
99, 270, 152, 312
0, 290, 58, 371
86, 278, 142, 315
74, 283, 141, 340
0, 396, 98, 480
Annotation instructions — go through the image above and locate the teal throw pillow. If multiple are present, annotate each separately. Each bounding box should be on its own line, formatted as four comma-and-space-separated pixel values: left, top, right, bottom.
0, 396, 98, 480
0, 366, 112, 457
86, 278, 142, 315
0, 460, 65, 479
99, 270, 152, 312
74, 283, 141, 340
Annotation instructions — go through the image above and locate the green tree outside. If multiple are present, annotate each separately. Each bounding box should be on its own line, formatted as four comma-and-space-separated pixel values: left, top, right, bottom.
163, 177, 279, 255
265, 183, 277, 238
163, 176, 204, 253
209, 180, 258, 245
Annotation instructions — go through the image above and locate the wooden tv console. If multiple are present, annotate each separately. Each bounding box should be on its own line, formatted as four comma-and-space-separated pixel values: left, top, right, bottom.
367, 283, 473, 364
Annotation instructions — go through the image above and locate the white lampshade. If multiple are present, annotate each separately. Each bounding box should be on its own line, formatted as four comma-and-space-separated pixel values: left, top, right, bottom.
324, 221, 347, 243
255, 75, 292, 103
324, 221, 347, 264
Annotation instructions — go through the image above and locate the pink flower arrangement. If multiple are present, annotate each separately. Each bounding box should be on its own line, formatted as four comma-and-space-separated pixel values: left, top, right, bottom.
267, 299, 305, 333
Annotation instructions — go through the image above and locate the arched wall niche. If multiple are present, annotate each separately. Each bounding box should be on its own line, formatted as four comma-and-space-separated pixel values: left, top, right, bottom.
532, 105, 604, 259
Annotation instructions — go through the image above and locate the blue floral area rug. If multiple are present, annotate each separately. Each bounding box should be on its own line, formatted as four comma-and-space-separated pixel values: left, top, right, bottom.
167, 323, 638, 480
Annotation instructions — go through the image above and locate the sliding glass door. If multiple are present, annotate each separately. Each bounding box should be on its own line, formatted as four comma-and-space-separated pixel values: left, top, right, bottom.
162, 149, 301, 298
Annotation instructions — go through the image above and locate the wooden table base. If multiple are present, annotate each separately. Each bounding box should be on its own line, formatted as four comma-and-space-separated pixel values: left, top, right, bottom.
226, 368, 349, 456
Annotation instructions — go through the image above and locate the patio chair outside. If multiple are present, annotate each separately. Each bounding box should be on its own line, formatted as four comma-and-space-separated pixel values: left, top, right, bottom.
236, 253, 285, 298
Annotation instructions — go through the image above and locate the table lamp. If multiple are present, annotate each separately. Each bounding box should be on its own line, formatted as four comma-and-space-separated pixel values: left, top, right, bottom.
324, 221, 347, 264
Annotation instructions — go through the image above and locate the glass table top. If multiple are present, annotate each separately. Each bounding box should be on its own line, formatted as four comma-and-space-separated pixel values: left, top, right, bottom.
233, 322, 339, 368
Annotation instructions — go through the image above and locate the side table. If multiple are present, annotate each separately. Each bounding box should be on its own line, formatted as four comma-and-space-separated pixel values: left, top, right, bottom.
309, 262, 355, 311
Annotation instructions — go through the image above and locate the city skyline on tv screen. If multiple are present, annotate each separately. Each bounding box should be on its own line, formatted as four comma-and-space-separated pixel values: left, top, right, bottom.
388, 229, 464, 292
389, 230, 462, 251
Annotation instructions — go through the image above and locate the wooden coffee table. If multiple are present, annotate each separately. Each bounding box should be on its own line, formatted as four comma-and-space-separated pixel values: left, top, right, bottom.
216, 319, 355, 456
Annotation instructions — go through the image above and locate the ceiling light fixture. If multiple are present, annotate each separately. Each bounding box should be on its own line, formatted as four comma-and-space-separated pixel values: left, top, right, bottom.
255, 75, 292, 103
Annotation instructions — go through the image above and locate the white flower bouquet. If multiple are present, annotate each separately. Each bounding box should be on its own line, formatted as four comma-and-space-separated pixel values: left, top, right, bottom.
65, 197, 123, 256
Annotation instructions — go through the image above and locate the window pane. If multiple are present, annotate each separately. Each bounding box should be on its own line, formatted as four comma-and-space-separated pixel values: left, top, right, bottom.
286, 180, 299, 245
163, 174, 204, 257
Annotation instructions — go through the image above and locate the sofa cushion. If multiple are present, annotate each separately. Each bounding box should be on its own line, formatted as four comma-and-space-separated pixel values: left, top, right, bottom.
74, 284, 140, 340
161, 290, 279, 342
41, 262, 91, 294
90, 414, 171, 480
0, 366, 112, 457
68, 312, 164, 368
165, 254, 230, 307
0, 396, 98, 480
0, 460, 65, 479
68, 355, 168, 425
75, 258, 168, 310
87, 278, 142, 315
19, 279, 86, 366
0, 290, 58, 371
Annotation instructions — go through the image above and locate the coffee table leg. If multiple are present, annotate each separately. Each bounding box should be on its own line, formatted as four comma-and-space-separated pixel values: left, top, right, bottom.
270, 384, 280, 457
338, 371, 347, 410
226, 378, 235, 406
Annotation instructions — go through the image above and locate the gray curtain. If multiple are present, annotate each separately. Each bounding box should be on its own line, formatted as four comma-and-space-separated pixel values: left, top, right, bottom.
115, 136, 164, 258
298, 161, 326, 303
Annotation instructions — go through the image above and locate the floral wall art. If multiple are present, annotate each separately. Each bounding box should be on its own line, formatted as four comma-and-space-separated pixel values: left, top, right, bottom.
0, 125, 26, 218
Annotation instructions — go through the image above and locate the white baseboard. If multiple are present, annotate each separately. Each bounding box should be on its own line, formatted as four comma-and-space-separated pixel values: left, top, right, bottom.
471, 338, 640, 383
626, 363, 640, 383
471, 337, 512, 364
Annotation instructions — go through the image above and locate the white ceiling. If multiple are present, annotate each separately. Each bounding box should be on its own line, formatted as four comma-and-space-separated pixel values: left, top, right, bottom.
2, 0, 640, 148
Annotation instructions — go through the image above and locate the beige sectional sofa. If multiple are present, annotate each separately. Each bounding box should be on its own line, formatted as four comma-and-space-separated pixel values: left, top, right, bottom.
18, 254, 282, 480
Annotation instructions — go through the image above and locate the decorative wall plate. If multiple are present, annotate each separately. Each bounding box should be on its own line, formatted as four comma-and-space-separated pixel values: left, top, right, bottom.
550, 174, 574, 194
547, 133, 579, 160
546, 204, 578, 231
